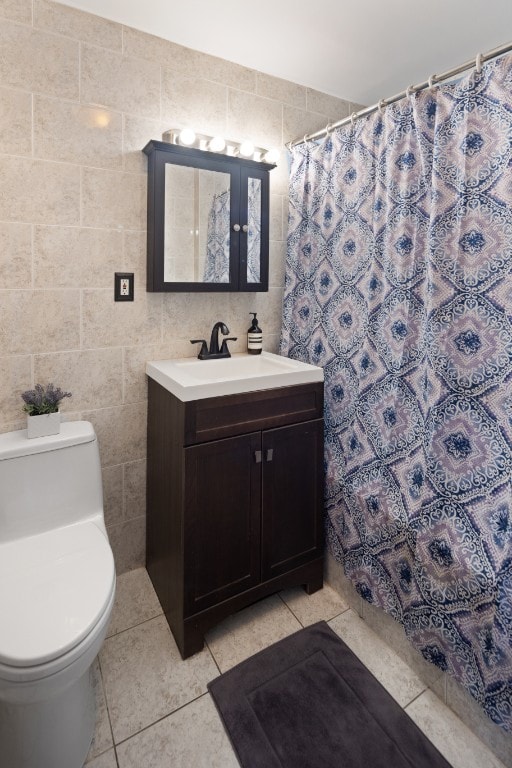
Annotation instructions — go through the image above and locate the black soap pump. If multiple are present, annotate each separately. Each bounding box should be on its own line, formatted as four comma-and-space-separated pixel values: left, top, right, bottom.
247, 313, 263, 355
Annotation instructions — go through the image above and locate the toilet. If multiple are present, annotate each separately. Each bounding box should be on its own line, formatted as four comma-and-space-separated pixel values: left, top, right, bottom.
0, 420, 116, 768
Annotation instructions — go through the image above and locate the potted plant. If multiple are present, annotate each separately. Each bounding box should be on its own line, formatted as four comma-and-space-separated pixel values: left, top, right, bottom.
21, 383, 72, 439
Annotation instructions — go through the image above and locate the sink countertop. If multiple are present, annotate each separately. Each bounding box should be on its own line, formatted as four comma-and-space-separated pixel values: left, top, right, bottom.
146, 351, 323, 402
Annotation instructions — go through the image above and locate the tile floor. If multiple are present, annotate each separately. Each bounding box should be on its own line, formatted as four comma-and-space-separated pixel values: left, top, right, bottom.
84, 568, 507, 768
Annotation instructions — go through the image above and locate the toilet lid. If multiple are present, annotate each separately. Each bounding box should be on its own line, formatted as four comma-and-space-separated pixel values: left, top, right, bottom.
0, 522, 115, 667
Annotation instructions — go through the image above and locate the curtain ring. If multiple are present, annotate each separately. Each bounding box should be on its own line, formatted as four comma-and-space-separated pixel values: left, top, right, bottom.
350, 112, 357, 126
325, 123, 332, 136
428, 74, 436, 90
378, 99, 386, 114
303, 134, 309, 145
406, 85, 415, 98
475, 52, 483, 73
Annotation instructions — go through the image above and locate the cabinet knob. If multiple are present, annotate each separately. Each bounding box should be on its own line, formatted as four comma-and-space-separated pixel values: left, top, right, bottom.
242, 224, 249, 233
266, 448, 274, 462
233, 223, 241, 232
254, 450, 262, 463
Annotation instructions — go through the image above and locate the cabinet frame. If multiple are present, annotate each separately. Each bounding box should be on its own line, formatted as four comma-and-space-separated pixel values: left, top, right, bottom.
143, 140, 273, 292
146, 379, 325, 658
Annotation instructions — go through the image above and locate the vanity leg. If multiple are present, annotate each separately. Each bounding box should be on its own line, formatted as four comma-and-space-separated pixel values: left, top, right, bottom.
304, 575, 323, 595
180, 622, 205, 660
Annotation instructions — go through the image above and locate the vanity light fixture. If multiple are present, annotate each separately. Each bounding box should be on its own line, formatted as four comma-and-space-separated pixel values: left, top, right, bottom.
208, 135, 226, 152
178, 128, 196, 146
238, 140, 255, 158
162, 128, 279, 165
264, 148, 280, 164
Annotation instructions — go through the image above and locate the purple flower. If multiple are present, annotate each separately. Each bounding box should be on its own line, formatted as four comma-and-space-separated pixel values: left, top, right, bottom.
21, 383, 72, 416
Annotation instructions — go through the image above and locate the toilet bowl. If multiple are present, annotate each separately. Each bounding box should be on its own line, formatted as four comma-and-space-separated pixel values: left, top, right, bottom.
0, 421, 116, 768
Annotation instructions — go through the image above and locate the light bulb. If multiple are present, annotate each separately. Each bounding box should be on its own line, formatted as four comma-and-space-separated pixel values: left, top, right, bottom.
265, 148, 280, 164
179, 128, 196, 146
209, 136, 226, 152
239, 140, 255, 157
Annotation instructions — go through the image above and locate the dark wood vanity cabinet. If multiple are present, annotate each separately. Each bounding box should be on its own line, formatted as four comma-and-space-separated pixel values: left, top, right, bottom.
146, 379, 324, 658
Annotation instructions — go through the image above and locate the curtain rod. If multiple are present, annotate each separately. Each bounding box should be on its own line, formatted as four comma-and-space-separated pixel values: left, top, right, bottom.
289, 40, 512, 149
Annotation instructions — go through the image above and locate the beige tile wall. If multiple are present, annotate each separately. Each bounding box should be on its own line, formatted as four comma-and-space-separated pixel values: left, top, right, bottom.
0, 0, 359, 573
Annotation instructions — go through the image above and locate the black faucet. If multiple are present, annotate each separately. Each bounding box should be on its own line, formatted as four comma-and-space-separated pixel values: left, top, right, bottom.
191, 321, 237, 360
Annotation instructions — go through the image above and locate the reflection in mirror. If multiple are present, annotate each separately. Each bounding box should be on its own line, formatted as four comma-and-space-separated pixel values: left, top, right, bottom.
204, 186, 230, 282
164, 165, 231, 282
247, 178, 262, 283
205, 180, 263, 283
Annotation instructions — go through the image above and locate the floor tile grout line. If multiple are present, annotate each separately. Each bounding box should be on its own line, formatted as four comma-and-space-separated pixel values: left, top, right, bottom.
112, 691, 212, 750
277, 589, 352, 628
84, 745, 116, 766
204, 636, 223, 676
276, 591, 306, 627
106, 610, 164, 640
97, 654, 119, 765
402, 684, 429, 711
401, 689, 457, 767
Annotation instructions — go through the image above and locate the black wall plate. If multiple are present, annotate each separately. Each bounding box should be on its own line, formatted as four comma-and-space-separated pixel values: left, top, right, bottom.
115, 272, 134, 301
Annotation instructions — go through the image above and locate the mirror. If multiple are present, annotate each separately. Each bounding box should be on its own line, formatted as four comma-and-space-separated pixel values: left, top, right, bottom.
164, 165, 232, 283
144, 140, 274, 292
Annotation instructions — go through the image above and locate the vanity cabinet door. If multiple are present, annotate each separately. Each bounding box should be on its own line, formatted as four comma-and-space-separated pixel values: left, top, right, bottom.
261, 419, 324, 581
183, 432, 261, 615
238, 166, 269, 292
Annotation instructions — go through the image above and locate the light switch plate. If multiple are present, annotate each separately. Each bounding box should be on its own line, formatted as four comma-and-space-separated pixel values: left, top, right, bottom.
115, 272, 134, 301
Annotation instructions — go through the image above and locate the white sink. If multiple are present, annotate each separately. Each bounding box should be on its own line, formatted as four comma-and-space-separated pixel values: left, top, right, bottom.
146, 351, 323, 402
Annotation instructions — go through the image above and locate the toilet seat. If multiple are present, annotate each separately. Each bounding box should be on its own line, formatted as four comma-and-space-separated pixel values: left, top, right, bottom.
0, 521, 115, 671
0, 583, 115, 692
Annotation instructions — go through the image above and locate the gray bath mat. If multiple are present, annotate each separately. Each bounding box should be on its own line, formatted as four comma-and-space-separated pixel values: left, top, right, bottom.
207, 620, 452, 768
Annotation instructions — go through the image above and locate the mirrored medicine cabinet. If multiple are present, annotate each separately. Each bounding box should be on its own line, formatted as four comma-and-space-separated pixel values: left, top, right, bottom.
143, 140, 276, 292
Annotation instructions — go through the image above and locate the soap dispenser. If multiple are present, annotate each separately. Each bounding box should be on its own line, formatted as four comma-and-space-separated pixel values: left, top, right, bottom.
247, 313, 262, 355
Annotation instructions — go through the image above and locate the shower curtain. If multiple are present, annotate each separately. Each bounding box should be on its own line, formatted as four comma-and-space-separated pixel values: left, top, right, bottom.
281, 54, 512, 731
204, 189, 231, 282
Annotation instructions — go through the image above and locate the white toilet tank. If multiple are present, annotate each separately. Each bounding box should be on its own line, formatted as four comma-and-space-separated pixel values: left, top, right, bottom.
0, 421, 104, 544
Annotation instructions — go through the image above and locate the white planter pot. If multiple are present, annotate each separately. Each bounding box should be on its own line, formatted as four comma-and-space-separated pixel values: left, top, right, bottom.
27, 411, 61, 439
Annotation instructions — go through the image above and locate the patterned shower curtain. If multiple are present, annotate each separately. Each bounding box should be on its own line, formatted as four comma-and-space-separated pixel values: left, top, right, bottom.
204, 189, 231, 282
204, 179, 262, 282
281, 54, 512, 731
